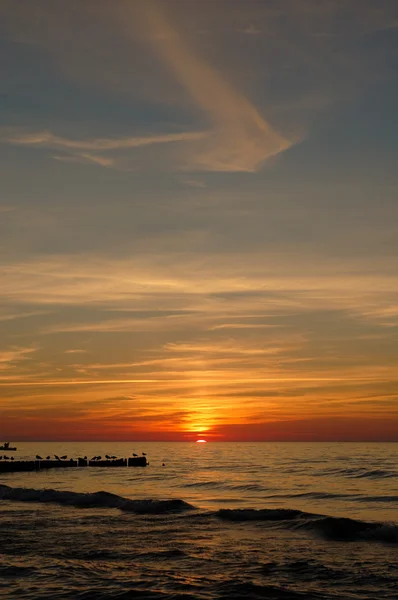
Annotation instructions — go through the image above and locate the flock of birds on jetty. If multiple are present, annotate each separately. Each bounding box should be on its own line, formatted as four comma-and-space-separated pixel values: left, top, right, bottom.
0, 443, 155, 471
0, 449, 150, 472
0, 452, 147, 461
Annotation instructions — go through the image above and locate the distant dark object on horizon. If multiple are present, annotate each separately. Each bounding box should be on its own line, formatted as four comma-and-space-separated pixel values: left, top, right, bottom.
0, 442, 17, 451
36, 455, 43, 460
60, 455, 67, 460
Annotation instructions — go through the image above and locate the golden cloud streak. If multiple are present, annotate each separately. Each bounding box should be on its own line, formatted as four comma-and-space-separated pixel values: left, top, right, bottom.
1, 255, 397, 329
137, 0, 293, 172
3, 129, 206, 151
1, 1, 294, 173
0, 374, 395, 387
1, 127, 207, 167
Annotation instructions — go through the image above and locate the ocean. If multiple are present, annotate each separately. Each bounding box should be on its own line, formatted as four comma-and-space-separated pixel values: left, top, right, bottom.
0, 442, 397, 599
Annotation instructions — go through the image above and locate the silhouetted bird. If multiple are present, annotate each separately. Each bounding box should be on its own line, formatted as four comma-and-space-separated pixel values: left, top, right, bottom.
111, 456, 117, 459
46, 456, 51, 460
142, 453, 147, 456
4, 456, 9, 460
83, 456, 87, 460
36, 455, 43, 460
10, 456, 14, 461
132, 453, 138, 457
97, 456, 102, 460
105, 455, 111, 459
60, 455, 67, 460
54, 455, 61, 460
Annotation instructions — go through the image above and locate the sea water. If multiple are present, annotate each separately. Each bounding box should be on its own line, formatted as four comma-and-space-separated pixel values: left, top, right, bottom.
0, 442, 397, 599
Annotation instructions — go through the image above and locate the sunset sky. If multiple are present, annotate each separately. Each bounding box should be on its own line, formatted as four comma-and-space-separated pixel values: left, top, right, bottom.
1, 0, 397, 442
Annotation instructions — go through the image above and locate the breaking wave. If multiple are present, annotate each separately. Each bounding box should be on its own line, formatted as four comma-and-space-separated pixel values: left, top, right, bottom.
297, 516, 398, 544
1, 484, 396, 544
217, 508, 398, 543
0, 484, 194, 514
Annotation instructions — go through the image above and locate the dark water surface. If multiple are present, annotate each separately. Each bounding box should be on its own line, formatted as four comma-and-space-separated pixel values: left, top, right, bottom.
0, 442, 397, 599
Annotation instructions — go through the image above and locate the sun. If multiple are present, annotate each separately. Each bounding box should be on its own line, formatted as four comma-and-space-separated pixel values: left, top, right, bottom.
196, 439, 207, 443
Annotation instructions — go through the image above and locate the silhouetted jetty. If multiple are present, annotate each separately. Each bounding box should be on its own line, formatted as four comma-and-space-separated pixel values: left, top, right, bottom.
0, 456, 147, 473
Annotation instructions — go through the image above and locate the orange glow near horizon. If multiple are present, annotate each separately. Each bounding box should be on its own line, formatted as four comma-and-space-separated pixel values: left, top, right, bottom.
1, 1, 398, 443
196, 439, 207, 443
1, 373, 398, 441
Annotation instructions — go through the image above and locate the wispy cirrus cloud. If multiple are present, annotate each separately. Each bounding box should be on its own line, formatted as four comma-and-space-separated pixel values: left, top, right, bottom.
52, 153, 116, 168
2, 128, 206, 151
1, 253, 397, 324
1, 127, 208, 170
0, 346, 38, 365
135, 0, 293, 172
0, 0, 294, 173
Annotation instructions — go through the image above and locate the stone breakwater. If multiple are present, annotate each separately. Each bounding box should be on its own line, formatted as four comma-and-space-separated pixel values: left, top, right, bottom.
0, 456, 147, 472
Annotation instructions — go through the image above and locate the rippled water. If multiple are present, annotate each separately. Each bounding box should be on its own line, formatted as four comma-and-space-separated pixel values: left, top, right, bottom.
0, 442, 397, 599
